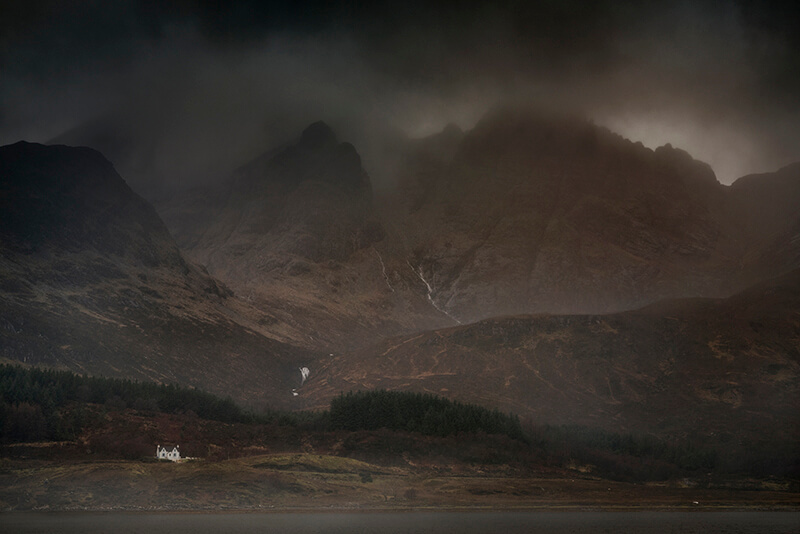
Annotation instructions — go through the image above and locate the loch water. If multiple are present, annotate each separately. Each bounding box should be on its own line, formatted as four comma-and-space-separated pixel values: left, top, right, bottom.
2, 511, 799, 533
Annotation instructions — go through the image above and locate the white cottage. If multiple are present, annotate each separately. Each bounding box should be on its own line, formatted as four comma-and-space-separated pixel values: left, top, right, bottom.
156, 445, 181, 462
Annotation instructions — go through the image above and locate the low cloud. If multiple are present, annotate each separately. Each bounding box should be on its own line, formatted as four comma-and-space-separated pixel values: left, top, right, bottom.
1, 1, 797, 192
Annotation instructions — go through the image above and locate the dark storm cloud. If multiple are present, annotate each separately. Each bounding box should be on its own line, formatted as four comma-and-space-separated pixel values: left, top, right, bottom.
1, 1, 798, 191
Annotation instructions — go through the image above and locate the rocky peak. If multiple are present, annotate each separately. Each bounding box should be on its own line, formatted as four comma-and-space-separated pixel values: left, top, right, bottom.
654, 143, 719, 193
2, 141, 120, 196
170, 121, 383, 271
455, 107, 594, 159
298, 121, 338, 150
234, 121, 371, 196
444, 107, 728, 208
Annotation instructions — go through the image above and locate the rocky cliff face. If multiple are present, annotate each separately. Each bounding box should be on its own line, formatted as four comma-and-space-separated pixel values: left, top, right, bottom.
0, 142, 314, 409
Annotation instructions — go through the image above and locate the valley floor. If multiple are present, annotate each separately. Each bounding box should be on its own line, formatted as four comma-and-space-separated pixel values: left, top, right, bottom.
1, 453, 797, 512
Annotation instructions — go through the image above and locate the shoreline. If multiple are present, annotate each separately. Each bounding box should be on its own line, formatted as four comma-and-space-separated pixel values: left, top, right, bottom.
5, 504, 799, 514
3, 454, 797, 514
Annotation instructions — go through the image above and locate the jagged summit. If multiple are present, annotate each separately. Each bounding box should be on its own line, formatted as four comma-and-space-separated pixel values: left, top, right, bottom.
456, 108, 719, 190
299, 120, 338, 150
234, 121, 370, 195
163, 119, 384, 295
653, 143, 719, 190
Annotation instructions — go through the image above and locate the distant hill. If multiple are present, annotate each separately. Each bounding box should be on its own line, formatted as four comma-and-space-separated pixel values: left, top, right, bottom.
304, 268, 800, 453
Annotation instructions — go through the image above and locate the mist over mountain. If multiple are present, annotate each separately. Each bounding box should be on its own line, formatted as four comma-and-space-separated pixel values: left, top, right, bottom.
2, 1, 798, 195
2, 105, 798, 391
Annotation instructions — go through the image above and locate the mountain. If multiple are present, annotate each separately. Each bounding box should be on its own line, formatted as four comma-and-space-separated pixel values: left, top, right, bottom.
158, 110, 799, 352
304, 268, 800, 451
378, 108, 753, 324
175, 121, 380, 269
49, 116, 163, 203
159, 122, 455, 351
0, 142, 314, 409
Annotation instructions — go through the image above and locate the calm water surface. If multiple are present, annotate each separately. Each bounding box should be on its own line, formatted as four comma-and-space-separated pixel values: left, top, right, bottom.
2, 511, 798, 533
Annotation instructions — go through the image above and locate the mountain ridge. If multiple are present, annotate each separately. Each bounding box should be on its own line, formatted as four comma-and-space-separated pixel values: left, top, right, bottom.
156, 110, 800, 351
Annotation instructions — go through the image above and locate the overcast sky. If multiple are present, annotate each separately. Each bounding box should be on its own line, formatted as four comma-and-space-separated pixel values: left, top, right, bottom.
1, 0, 798, 190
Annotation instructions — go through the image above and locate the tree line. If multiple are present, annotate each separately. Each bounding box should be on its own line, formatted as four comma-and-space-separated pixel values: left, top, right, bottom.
0, 366, 528, 444
329, 389, 526, 441
1, 365, 794, 479
0, 364, 249, 442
